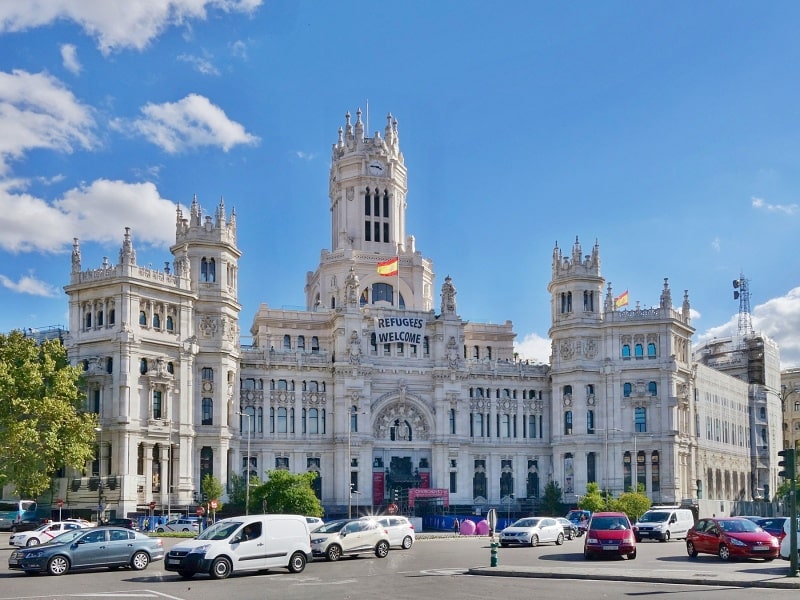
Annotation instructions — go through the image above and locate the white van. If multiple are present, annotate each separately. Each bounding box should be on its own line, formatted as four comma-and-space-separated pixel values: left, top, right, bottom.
634, 507, 695, 542
164, 514, 312, 579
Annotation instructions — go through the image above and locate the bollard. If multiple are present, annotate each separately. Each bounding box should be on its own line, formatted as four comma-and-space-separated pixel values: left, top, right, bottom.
490, 540, 499, 567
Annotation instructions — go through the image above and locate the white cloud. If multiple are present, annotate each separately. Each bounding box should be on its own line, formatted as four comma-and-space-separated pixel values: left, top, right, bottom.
515, 332, 551, 364
121, 93, 259, 153
0, 177, 179, 253
711, 236, 720, 252
0, 0, 263, 55
60, 43, 81, 74
696, 287, 800, 369
295, 151, 315, 160
0, 272, 60, 297
0, 69, 97, 174
752, 196, 798, 215
230, 39, 248, 59
177, 52, 220, 75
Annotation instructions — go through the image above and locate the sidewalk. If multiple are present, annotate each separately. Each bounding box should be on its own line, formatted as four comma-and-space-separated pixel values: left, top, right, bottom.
468, 562, 800, 589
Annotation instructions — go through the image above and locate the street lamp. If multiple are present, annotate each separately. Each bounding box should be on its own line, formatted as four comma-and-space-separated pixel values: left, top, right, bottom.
94, 426, 104, 523
237, 411, 252, 515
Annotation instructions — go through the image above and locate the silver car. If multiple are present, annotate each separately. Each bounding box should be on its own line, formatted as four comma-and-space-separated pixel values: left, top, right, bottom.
369, 515, 415, 549
499, 517, 565, 547
311, 518, 390, 561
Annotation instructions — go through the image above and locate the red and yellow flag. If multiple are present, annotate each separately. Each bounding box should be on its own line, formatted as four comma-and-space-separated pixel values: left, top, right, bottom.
614, 290, 629, 309
377, 256, 399, 277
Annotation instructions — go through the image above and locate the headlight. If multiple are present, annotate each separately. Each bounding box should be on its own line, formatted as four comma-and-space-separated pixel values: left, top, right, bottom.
311, 538, 325, 544
587, 537, 598, 544
729, 538, 747, 547
189, 544, 211, 555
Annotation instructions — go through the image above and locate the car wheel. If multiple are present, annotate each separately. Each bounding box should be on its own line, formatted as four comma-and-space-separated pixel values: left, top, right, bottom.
401, 535, 413, 549
130, 551, 150, 570
687, 541, 698, 557
182, 528, 190, 532
530, 535, 539, 547
288, 551, 307, 573
47, 555, 70, 576
718, 544, 731, 561
375, 540, 390, 558
26, 538, 40, 547
555, 533, 564, 546
326, 544, 342, 561
635, 535, 642, 543
568, 530, 575, 540
628, 549, 637, 560
661, 531, 670, 542
584, 549, 593, 560
500, 542, 509, 547
156, 528, 165, 533
178, 570, 194, 579
210, 557, 232, 579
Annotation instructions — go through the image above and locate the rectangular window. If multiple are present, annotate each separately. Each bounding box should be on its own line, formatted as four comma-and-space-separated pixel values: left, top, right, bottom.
152, 390, 162, 419
364, 221, 371, 241
383, 222, 389, 243
275, 456, 289, 470
449, 471, 457, 493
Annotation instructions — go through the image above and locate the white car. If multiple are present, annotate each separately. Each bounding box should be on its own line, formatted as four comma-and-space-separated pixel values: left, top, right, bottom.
368, 515, 415, 549
156, 518, 200, 533
305, 516, 324, 531
10, 521, 88, 547
310, 518, 390, 561
499, 516, 565, 547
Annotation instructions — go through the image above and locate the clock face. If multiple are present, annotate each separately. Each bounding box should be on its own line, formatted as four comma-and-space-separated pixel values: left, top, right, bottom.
368, 161, 385, 176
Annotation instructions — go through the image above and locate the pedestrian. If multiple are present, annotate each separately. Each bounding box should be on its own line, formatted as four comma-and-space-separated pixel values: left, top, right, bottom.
143, 517, 149, 531
453, 518, 460, 535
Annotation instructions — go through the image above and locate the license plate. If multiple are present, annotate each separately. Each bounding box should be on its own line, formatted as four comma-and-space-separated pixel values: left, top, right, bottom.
167, 558, 181, 565
602, 544, 618, 550
752, 546, 770, 551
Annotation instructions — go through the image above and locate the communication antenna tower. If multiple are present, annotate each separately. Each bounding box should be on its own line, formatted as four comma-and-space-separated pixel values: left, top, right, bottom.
732, 274, 754, 338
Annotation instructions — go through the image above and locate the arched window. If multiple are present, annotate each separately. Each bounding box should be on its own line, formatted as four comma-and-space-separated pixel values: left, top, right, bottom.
564, 411, 573, 435
623, 382, 632, 397
85, 312, 92, 328
298, 335, 305, 351
563, 385, 572, 397
153, 314, 161, 329
634, 344, 644, 357
97, 311, 104, 326
167, 362, 174, 374
202, 398, 213, 425
621, 344, 631, 358
648, 381, 658, 396
166, 316, 174, 331
140, 358, 148, 374
283, 335, 291, 350
139, 311, 147, 326
311, 337, 320, 353
201, 257, 216, 283
372, 282, 393, 304
647, 342, 656, 357
109, 309, 116, 325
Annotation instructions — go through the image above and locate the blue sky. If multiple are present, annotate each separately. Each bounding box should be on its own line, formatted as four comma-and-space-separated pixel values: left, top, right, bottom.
1, 1, 799, 368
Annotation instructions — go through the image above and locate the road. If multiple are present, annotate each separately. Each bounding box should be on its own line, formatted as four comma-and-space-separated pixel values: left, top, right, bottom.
0, 531, 798, 599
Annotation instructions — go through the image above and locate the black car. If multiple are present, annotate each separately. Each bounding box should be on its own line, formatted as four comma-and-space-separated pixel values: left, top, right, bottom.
102, 518, 139, 530
9, 519, 43, 533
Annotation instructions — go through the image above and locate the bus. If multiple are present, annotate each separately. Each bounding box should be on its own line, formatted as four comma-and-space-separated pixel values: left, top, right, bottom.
0, 499, 38, 531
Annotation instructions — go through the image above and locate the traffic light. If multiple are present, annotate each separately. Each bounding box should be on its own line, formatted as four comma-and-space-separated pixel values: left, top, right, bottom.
778, 448, 796, 480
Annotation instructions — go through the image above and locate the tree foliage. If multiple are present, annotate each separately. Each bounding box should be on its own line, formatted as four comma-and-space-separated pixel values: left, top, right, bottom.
577, 482, 606, 513
613, 485, 651, 522
0, 331, 97, 497
541, 480, 563, 515
201, 474, 225, 512
250, 470, 323, 517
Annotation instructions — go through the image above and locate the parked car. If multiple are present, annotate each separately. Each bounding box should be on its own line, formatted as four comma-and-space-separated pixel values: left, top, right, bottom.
101, 518, 139, 530
566, 509, 592, 536
369, 515, 415, 549
165, 514, 311, 579
634, 507, 694, 542
10, 521, 88, 547
63, 518, 95, 528
306, 516, 324, 531
499, 517, 564, 547
583, 512, 637, 560
754, 517, 788, 543
556, 517, 578, 540
686, 517, 778, 561
8, 527, 164, 575
310, 518, 390, 561
156, 517, 199, 533
8, 518, 43, 534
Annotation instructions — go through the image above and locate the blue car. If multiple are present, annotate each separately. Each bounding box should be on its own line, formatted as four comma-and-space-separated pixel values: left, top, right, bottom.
8, 526, 165, 575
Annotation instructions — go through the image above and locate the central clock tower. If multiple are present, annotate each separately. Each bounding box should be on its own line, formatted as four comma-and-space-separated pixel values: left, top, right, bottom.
304, 108, 434, 313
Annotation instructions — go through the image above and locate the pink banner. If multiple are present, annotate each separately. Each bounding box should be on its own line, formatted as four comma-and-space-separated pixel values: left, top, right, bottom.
408, 487, 449, 508
419, 471, 430, 488
372, 471, 385, 506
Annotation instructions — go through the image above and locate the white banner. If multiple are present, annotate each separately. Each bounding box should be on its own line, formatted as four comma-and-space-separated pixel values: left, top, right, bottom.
374, 315, 426, 345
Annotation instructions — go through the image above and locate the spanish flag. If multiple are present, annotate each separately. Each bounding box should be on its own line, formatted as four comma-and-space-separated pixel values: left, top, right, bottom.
614, 290, 629, 309
377, 257, 399, 277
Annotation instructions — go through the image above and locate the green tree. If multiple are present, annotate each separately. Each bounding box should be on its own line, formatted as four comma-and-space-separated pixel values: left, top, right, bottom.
615, 484, 651, 522
577, 482, 606, 513
541, 480, 563, 515
250, 470, 323, 517
0, 331, 97, 497
201, 474, 225, 512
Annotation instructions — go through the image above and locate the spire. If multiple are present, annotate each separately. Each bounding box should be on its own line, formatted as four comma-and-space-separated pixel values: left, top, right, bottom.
191, 193, 201, 225
216, 196, 226, 227
682, 289, 691, 322
659, 278, 672, 310
355, 107, 364, 142
571, 235, 582, 264
591, 238, 600, 267
119, 227, 136, 266
604, 282, 614, 312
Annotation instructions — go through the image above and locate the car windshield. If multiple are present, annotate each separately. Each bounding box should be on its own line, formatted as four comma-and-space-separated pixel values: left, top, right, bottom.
719, 519, 760, 533
315, 520, 348, 533
511, 518, 541, 528
196, 521, 242, 541
45, 529, 86, 545
591, 517, 629, 530
639, 511, 670, 522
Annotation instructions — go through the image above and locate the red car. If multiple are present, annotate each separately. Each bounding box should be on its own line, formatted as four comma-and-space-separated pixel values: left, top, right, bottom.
583, 512, 637, 560
686, 517, 779, 561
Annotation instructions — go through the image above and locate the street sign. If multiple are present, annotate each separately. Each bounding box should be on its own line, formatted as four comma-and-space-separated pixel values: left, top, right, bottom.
210, 499, 218, 510
149, 501, 156, 510
57, 499, 63, 508
387, 503, 398, 514
196, 506, 205, 516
